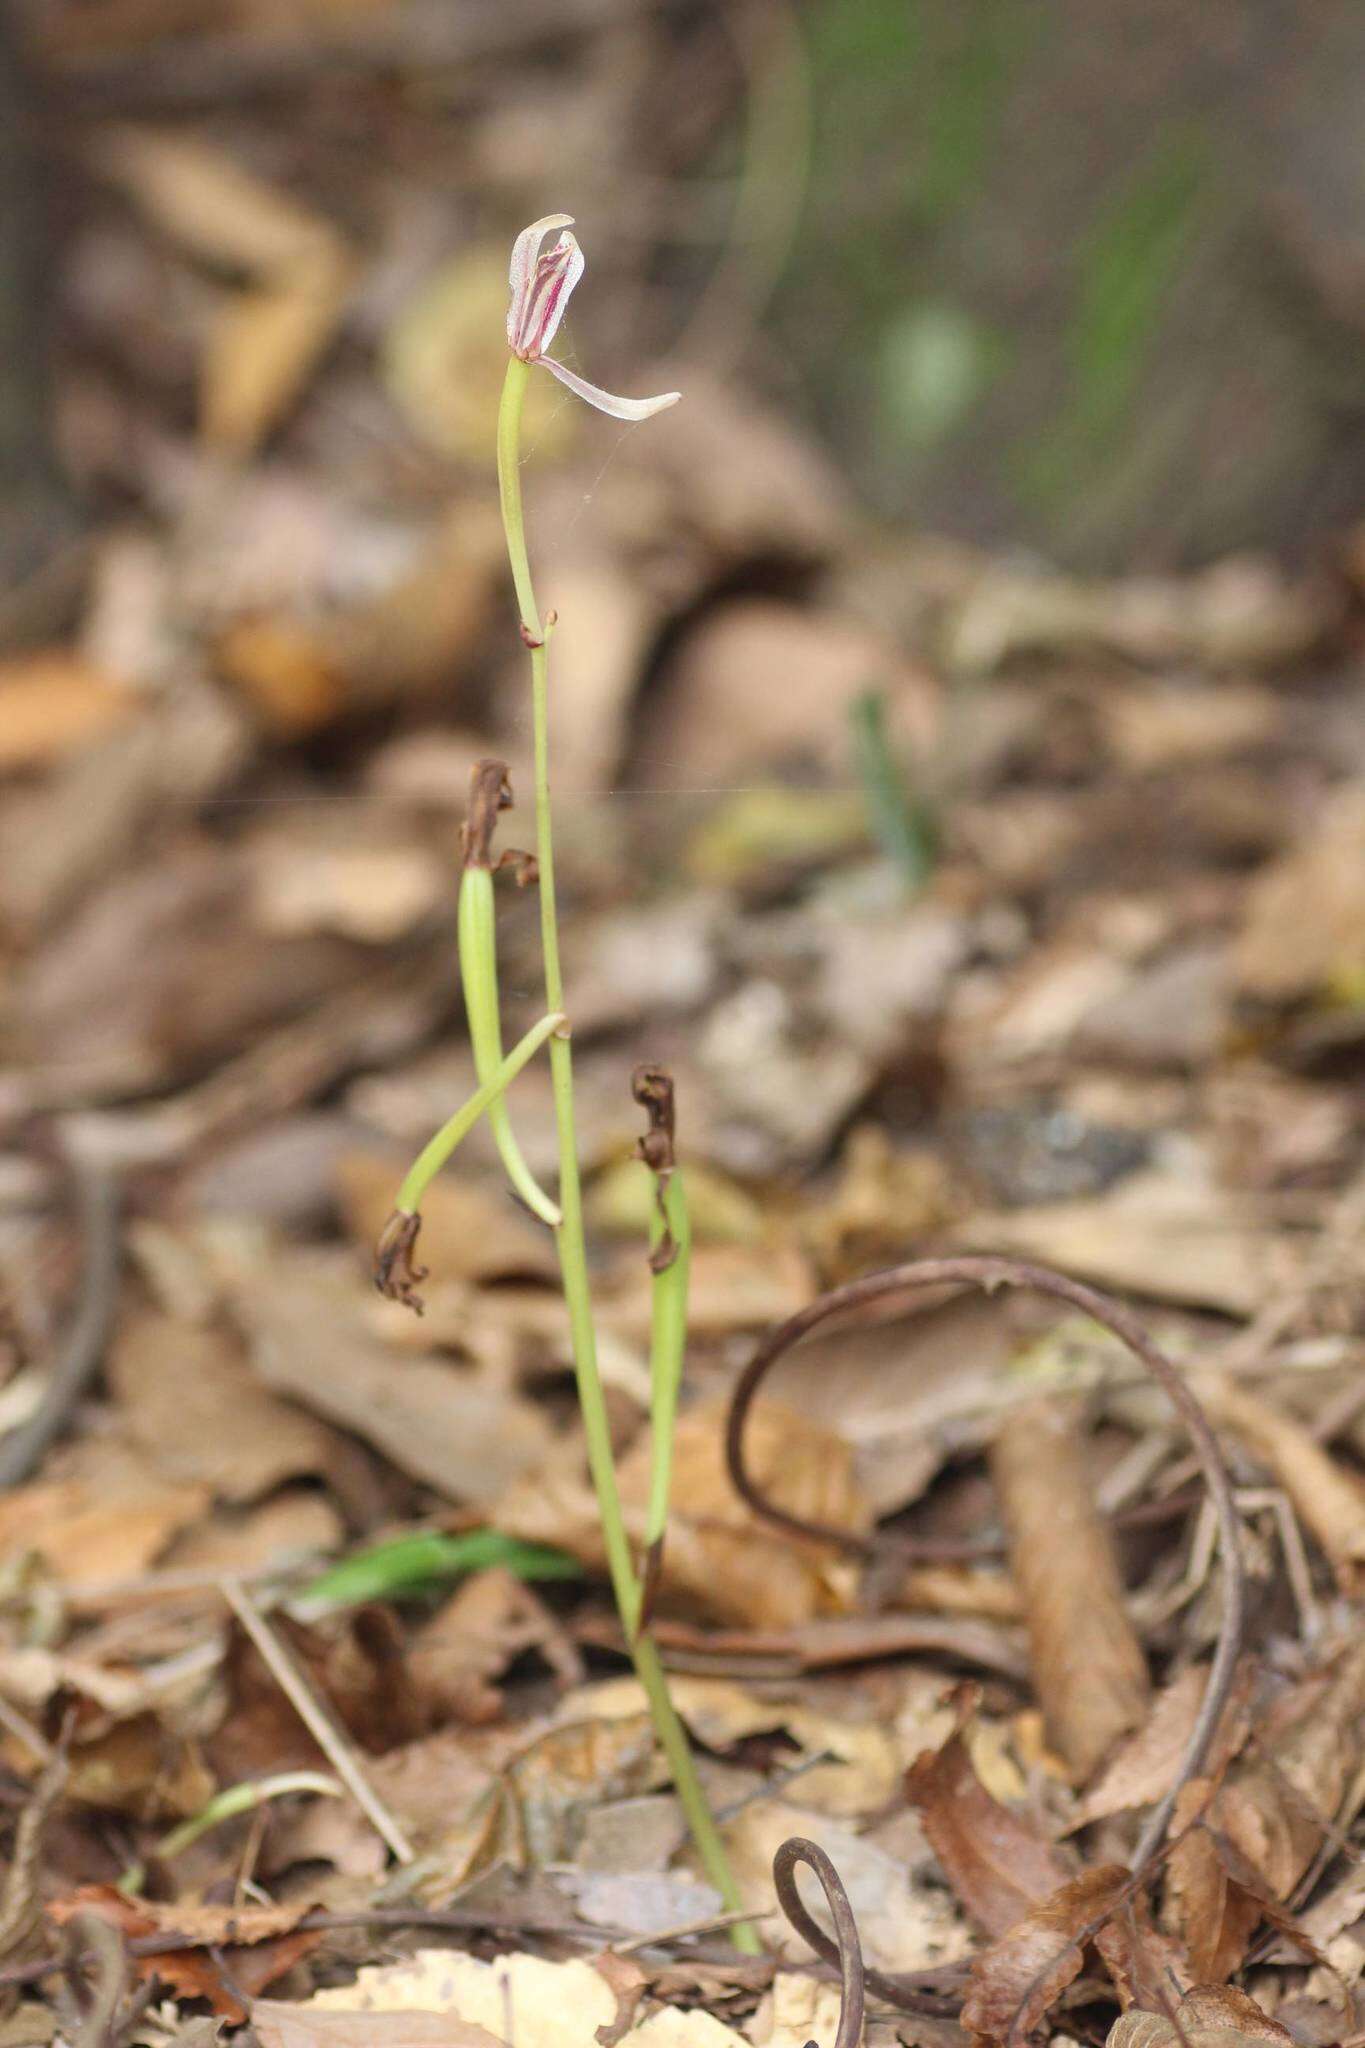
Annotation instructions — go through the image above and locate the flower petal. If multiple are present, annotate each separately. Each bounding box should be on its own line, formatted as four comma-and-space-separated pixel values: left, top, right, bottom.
539, 356, 681, 420
507, 213, 574, 348
522, 231, 584, 357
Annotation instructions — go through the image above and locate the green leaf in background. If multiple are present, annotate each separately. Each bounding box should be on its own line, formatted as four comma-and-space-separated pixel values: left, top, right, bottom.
288, 1529, 580, 1621
849, 688, 938, 894
878, 302, 1001, 453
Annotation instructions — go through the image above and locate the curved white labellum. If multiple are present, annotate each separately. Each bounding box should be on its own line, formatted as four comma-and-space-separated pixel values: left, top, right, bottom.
506, 213, 680, 420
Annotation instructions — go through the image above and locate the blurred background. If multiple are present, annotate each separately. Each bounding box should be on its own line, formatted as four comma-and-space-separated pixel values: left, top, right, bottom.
3, 0, 1365, 1636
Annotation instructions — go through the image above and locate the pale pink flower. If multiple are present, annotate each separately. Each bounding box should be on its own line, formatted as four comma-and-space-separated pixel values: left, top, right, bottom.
506, 214, 680, 422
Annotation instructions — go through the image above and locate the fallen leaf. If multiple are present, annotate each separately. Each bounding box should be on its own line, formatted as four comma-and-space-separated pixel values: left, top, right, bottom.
1234, 783, 1365, 1002
960, 1864, 1130, 2044
0, 651, 133, 769
641, 600, 932, 786
96, 126, 345, 274
989, 1396, 1149, 1779
215, 615, 346, 735
1165, 1637, 1365, 1977
905, 1726, 1070, 1937
0, 1467, 208, 1590
1107, 1983, 1295, 2048
408, 1568, 581, 1726
1073, 1664, 1209, 1823
960, 1167, 1301, 1315
234, 1251, 555, 1505
247, 818, 445, 944
256, 2006, 503, 2048
576, 1673, 899, 1818
49, 1886, 321, 2021
304, 1948, 749, 2048
613, 1395, 869, 1629
107, 1308, 334, 1503
203, 247, 353, 455
1198, 1373, 1365, 1591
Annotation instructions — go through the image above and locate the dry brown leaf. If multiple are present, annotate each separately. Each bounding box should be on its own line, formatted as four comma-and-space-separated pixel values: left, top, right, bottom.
96, 127, 342, 275
960, 1864, 1130, 2045
614, 1394, 868, 1629
256, 2006, 504, 2048
1166, 1779, 1270, 1985
1234, 783, 1365, 1002
1198, 1373, 1365, 1590
107, 1308, 334, 1503
203, 247, 353, 455
576, 1672, 898, 1818
1074, 1664, 1209, 1824
1092, 1888, 1192, 2010
0, 1469, 208, 1590
235, 1252, 554, 1505
1107, 1983, 1295, 2048
0, 652, 134, 769
498, 1398, 865, 1632
1166, 1639, 1365, 1978
49, 1886, 321, 2021
641, 599, 933, 785
960, 1170, 1299, 1316
215, 615, 346, 736
408, 1569, 580, 1726
247, 818, 444, 944
906, 1725, 1071, 1938
305, 1949, 749, 2048
990, 1396, 1149, 1780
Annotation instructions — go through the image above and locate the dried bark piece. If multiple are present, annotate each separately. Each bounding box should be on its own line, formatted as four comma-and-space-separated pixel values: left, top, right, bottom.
906, 1727, 1070, 1938
989, 1395, 1150, 1780
960, 1864, 1130, 2044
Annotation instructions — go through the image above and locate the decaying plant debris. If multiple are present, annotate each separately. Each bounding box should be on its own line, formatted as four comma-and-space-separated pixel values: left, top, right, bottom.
5, 5, 1365, 2046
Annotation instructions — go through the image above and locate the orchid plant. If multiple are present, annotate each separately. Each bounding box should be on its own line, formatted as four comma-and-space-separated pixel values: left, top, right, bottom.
378, 217, 752, 1948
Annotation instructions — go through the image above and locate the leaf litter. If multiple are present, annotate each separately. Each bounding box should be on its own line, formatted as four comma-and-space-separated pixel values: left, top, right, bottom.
3, 14, 1365, 2048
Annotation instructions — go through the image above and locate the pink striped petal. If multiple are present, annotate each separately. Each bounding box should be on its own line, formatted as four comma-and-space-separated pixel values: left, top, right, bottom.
539, 356, 681, 420
507, 213, 574, 350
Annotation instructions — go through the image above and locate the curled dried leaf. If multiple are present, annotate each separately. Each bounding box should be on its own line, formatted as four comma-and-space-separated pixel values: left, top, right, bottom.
959, 1864, 1130, 2046
905, 1723, 1070, 1938
374, 1210, 427, 1315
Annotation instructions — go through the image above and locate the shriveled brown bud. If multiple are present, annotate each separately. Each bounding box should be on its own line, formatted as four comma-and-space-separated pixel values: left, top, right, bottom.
374, 1210, 427, 1314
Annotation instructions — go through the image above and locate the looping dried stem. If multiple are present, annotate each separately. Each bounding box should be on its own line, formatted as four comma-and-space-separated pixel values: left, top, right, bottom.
772, 1833, 963, 2018
772, 1838, 865, 2048
731, 1256, 1245, 1863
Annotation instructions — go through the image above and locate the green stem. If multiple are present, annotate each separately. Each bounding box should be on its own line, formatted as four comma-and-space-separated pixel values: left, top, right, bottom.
458, 866, 562, 1227
645, 1169, 691, 1560
496, 358, 757, 1949
396, 1010, 564, 1217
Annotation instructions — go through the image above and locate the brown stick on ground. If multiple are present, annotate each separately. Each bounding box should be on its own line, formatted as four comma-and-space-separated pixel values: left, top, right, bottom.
990, 1395, 1150, 1781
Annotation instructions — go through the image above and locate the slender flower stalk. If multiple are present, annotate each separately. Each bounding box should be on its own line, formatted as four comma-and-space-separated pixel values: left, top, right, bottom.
393, 1009, 565, 1220
496, 280, 754, 1944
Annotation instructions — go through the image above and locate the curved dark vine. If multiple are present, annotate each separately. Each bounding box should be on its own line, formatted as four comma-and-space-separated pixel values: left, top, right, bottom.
732, 1256, 1245, 1864
772, 1833, 965, 2018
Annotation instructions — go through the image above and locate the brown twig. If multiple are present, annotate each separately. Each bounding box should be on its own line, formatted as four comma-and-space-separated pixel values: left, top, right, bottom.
728, 1256, 1246, 1864
220, 1578, 413, 1865
772, 1838, 865, 2048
